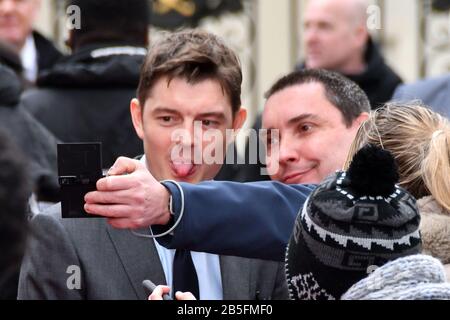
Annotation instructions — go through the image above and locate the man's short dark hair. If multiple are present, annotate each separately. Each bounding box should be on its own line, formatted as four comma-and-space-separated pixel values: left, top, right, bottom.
0, 130, 30, 298
67, 0, 150, 48
265, 69, 371, 127
137, 29, 242, 115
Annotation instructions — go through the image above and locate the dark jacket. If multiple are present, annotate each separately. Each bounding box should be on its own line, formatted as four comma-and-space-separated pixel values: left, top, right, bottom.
0, 64, 59, 299
297, 38, 403, 109
0, 40, 23, 75
21, 44, 145, 168
154, 180, 315, 262
0, 64, 59, 201
33, 31, 63, 75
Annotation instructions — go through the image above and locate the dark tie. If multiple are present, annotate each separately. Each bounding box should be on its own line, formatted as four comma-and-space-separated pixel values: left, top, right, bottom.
172, 249, 200, 299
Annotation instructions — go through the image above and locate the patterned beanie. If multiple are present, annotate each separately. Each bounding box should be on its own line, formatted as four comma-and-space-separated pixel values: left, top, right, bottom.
342, 254, 450, 300
285, 144, 422, 300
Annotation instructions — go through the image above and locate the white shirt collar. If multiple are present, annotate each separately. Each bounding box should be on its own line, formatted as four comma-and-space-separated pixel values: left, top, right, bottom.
20, 34, 38, 82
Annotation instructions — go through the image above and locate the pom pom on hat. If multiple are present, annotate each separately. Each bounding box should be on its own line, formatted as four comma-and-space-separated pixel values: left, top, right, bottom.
347, 144, 399, 197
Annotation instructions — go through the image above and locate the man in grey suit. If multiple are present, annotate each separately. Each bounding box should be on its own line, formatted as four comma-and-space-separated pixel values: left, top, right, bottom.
18, 30, 288, 300
393, 74, 450, 118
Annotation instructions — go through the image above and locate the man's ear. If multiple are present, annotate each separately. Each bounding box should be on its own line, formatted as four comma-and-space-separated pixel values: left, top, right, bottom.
232, 107, 247, 131
358, 27, 369, 52
130, 98, 144, 140
354, 22, 369, 48
355, 111, 370, 125
351, 111, 370, 130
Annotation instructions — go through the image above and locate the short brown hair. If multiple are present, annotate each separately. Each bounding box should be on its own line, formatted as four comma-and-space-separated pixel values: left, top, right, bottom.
137, 30, 242, 114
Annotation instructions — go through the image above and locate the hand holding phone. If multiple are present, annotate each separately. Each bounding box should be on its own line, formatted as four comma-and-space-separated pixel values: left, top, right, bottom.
58, 143, 103, 218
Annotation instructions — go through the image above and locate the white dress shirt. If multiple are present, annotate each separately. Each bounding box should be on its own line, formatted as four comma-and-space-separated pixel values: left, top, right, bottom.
139, 156, 224, 300
20, 34, 38, 82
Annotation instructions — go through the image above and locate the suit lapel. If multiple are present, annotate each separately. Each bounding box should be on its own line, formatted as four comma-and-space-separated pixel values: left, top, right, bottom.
220, 255, 251, 300
106, 225, 167, 300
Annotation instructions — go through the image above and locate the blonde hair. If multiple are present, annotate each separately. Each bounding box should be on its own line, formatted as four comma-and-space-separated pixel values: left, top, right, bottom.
345, 102, 450, 211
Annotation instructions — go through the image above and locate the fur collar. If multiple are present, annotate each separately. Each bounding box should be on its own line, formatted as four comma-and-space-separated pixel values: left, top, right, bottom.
417, 196, 450, 265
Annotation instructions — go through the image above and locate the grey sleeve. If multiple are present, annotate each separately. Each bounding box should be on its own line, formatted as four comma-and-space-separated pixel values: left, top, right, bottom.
391, 83, 406, 101
18, 213, 84, 300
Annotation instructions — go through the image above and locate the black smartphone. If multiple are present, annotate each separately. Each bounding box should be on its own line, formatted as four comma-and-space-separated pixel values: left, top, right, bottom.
142, 280, 172, 300
57, 143, 103, 218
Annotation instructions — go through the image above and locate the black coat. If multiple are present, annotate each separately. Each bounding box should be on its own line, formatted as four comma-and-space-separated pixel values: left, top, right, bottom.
33, 31, 63, 75
0, 64, 60, 202
296, 38, 403, 109
22, 44, 145, 168
0, 65, 60, 300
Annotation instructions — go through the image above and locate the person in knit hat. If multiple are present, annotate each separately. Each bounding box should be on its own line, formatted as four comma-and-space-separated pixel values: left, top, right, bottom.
345, 102, 450, 280
285, 144, 422, 300
342, 254, 450, 300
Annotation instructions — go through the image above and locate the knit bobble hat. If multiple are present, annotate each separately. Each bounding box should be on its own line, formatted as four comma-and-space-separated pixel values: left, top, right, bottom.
285, 144, 422, 300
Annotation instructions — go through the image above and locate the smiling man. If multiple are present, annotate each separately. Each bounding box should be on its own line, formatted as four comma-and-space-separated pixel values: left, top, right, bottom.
263, 70, 370, 185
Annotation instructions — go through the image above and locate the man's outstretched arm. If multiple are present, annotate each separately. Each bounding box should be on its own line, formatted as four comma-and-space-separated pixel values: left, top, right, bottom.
154, 180, 313, 261
85, 157, 314, 261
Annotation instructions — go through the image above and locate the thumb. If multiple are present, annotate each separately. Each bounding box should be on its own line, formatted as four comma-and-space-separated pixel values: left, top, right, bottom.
108, 157, 144, 176
175, 291, 197, 300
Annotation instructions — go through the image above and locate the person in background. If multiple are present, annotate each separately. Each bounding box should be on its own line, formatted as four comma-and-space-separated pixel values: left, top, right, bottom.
0, 0, 62, 83
0, 40, 23, 77
0, 129, 30, 299
298, 0, 402, 108
393, 75, 450, 119
0, 63, 59, 203
21, 0, 148, 168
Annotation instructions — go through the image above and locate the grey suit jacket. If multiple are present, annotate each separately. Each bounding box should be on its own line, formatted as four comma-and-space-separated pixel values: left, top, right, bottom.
392, 74, 450, 118
18, 204, 288, 300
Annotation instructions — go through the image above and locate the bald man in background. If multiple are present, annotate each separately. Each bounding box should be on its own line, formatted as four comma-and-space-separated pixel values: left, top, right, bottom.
298, 0, 402, 108
0, 0, 62, 83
